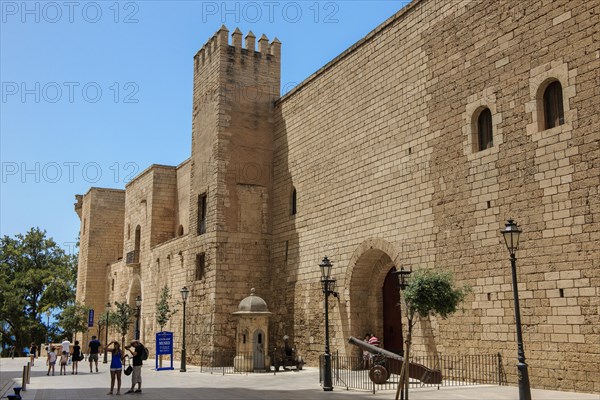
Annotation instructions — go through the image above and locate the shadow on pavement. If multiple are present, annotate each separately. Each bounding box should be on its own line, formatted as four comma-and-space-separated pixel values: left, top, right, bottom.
29, 387, 380, 400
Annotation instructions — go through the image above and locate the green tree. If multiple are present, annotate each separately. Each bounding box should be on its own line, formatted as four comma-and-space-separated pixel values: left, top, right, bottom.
57, 302, 90, 341
155, 285, 178, 332
403, 269, 470, 320
395, 268, 470, 400
112, 301, 136, 349
0, 228, 77, 354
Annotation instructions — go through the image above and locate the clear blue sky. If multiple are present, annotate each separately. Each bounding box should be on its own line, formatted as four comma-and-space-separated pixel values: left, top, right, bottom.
1, 1, 406, 253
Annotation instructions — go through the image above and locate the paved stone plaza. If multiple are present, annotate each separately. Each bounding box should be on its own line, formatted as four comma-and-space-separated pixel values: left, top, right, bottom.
1, 357, 597, 400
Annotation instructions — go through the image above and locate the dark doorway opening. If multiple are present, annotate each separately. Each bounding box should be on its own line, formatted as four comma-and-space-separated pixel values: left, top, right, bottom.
382, 267, 403, 355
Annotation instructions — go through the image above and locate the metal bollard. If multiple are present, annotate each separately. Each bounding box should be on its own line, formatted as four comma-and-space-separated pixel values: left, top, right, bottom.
21, 366, 27, 391
27, 361, 31, 384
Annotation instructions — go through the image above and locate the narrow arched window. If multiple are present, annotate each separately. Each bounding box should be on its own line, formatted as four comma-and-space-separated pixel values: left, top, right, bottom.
134, 225, 141, 252
198, 193, 207, 235
177, 225, 184, 236
477, 108, 493, 151
291, 188, 297, 216
543, 81, 564, 129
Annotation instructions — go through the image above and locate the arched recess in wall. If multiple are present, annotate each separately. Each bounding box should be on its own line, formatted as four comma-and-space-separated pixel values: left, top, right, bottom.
177, 225, 184, 236
127, 275, 142, 342
341, 238, 401, 356
134, 225, 141, 253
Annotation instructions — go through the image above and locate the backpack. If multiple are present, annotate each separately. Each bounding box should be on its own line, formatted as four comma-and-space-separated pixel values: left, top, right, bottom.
140, 344, 149, 360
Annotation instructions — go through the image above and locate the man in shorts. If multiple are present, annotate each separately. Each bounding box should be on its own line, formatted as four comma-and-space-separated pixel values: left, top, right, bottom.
88, 335, 102, 373
125, 340, 143, 394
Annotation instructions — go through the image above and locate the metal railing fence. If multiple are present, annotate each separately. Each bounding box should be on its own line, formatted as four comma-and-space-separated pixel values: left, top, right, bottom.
320, 352, 505, 392
197, 350, 285, 375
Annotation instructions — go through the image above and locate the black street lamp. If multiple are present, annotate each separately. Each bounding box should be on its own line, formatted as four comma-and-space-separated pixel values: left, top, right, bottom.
103, 302, 111, 364
180, 286, 190, 372
501, 219, 531, 400
319, 256, 338, 392
134, 296, 142, 340
396, 266, 411, 291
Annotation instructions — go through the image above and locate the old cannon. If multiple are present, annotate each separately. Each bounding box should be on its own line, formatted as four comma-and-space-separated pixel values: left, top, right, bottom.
348, 336, 442, 385
271, 336, 304, 371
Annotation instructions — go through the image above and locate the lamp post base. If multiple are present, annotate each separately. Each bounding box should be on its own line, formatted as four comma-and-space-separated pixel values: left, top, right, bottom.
517, 361, 531, 400
180, 349, 187, 372
322, 352, 333, 391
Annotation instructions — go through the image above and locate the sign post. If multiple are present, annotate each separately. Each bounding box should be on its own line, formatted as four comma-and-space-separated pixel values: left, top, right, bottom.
155, 331, 174, 371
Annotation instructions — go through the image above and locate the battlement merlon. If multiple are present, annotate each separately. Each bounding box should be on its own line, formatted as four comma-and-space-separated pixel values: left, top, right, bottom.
75, 194, 83, 219
194, 25, 281, 69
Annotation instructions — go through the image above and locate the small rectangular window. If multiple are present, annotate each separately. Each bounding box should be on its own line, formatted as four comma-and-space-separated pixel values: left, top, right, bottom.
195, 253, 206, 281
198, 193, 207, 235
111, 279, 115, 291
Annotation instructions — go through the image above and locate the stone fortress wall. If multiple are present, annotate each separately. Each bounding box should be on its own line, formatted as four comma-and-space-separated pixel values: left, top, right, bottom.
74, 0, 599, 393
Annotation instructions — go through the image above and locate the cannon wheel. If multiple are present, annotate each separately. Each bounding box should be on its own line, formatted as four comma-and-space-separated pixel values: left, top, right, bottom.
369, 365, 389, 384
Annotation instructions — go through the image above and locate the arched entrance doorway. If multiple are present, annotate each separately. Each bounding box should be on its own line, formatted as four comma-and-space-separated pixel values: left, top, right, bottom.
253, 329, 265, 370
382, 267, 403, 355
345, 240, 402, 356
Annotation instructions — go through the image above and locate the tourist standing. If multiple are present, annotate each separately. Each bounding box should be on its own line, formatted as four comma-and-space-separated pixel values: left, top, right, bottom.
88, 335, 101, 373
61, 338, 71, 356
46, 347, 57, 376
71, 340, 82, 375
363, 333, 372, 369
106, 341, 123, 395
59, 351, 68, 375
368, 334, 380, 347
125, 340, 143, 394
29, 343, 37, 366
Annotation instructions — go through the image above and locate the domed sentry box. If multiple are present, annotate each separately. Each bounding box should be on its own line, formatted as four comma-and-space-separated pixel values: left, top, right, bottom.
232, 288, 272, 372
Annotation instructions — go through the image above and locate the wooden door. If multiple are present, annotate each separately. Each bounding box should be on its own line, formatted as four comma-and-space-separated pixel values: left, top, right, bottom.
382, 268, 403, 355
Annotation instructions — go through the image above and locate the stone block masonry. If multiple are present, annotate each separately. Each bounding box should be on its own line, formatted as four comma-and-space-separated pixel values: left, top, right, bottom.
73, 0, 599, 394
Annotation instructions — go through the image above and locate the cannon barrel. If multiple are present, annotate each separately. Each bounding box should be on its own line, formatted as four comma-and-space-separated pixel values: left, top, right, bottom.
348, 336, 404, 361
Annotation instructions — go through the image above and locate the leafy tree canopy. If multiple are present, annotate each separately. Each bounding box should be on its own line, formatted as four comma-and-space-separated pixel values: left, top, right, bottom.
57, 302, 90, 341
403, 268, 470, 320
0, 228, 77, 353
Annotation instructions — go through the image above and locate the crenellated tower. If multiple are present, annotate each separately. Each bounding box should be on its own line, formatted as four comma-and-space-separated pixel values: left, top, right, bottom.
187, 26, 281, 350
73, 188, 125, 344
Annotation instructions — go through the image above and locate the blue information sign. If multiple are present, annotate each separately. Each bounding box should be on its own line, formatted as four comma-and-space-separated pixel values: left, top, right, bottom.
155, 331, 174, 371
88, 309, 94, 327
